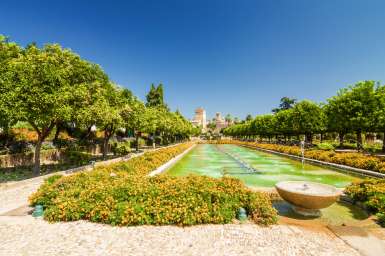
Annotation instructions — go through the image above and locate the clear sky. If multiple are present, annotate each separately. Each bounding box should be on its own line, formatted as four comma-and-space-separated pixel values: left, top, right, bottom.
1, 0, 385, 120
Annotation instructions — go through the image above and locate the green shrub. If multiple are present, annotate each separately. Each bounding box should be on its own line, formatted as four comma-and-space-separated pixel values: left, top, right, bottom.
377, 212, 385, 226
364, 144, 381, 154
111, 141, 131, 156
41, 142, 56, 150
29, 143, 277, 226
316, 142, 335, 151
46, 174, 63, 185
62, 150, 92, 165
131, 138, 146, 149
345, 179, 385, 227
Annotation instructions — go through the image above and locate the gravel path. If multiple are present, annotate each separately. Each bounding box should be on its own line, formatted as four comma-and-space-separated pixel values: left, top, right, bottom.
0, 216, 359, 256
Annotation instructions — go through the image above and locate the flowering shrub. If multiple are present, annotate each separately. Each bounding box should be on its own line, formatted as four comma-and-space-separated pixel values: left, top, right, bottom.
345, 179, 385, 226
29, 143, 277, 226
11, 128, 38, 142
210, 140, 385, 173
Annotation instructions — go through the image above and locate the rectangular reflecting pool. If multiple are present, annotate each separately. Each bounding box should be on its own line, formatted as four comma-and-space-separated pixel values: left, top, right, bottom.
167, 144, 362, 188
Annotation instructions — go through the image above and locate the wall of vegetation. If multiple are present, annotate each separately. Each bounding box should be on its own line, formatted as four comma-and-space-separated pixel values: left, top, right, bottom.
223, 82, 385, 151
0, 35, 199, 175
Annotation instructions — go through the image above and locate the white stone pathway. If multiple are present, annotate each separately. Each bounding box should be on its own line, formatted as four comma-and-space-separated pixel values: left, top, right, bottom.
0, 144, 377, 256
0, 216, 359, 256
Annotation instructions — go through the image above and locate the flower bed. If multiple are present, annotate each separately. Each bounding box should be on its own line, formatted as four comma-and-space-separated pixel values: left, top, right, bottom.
345, 179, 385, 226
210, 140, 385, 174
29, 143, 277, 226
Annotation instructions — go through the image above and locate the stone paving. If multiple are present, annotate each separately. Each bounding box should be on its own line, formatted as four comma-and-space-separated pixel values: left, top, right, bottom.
0, 145, 375, 256
0, 216, 360, 256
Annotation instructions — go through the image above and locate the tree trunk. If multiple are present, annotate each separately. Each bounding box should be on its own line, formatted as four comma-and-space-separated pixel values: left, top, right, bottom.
305, 133, 312, 145
84, 125, 93, 140
382, 131, 385, 152
103, 136, 109, 159
30, 122, 55, 176
320, 133, 324, 143
339, 132, 345, 147
357, 130, 363, 151
103, 129, 111, 159
54, 124, 61, 141
135, 133, 140, 152
33, 137, 42, 176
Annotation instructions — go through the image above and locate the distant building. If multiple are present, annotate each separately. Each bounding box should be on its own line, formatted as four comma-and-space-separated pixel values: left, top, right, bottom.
214, 112, 228, 132
191, 107, 207, 131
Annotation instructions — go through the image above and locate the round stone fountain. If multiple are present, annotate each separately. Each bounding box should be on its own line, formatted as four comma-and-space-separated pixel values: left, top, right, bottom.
275, 181, 342, 217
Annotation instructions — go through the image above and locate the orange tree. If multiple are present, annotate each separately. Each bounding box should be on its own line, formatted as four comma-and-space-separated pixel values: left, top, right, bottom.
1, 42, 109, 174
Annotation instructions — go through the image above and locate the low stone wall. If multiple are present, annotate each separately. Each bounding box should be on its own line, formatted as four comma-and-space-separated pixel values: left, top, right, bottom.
148, 144, 196, 176
0, 150, 63, 168
0, 144, 108, 169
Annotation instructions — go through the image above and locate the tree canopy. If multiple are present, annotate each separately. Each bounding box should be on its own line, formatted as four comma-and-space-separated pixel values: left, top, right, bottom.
0, 36, 196, 174
224, 81, 385, 150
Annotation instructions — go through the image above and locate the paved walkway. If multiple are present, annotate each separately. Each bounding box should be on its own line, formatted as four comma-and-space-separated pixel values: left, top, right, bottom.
0, 216, 359, 256
0, 144, 382, 256
0, 150, 147, 215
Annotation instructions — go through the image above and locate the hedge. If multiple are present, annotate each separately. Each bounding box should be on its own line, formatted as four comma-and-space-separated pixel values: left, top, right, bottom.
345, 179, 385, 226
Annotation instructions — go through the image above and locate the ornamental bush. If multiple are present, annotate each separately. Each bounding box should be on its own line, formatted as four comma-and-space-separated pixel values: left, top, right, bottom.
29, 143, 277, 226
345, 179, 385, 226
111, 141, 131, 156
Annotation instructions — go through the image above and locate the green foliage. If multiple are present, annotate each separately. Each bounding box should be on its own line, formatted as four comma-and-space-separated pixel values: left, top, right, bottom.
0, 35, 20, 132
111, 141, 131, 156
325, 81, 378, 149
62, 150, 92, 165
130, 137, 145, 149
345, 179, 385, 226
29, 144, 277, 226
316, 142, 335, 151
291, 100, 326, 136
272, 97, 296, 113
0, 36, 196, 174
46, 174, 64, 185
224, 100, 326, 142
146, 83, 167, 109
0, 40, 112, 174
224, 81, 385, 151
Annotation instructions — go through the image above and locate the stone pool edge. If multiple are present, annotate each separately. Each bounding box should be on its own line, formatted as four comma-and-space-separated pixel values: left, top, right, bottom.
240, 144, 385, 179
148, 144, 197, 177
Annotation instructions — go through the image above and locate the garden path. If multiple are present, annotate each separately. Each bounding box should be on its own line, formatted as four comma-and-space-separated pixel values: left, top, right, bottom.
0, 216, 360, 256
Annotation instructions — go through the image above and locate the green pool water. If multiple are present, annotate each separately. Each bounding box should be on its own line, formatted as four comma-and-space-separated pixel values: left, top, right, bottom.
167, 144, 362, 188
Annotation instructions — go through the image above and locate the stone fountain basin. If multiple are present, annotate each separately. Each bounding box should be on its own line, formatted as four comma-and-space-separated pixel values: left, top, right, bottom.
275, 181, 342, 210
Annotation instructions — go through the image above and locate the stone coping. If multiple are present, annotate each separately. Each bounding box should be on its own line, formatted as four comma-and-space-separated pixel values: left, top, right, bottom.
241, 144, 385, 179
148, 144, 196, 176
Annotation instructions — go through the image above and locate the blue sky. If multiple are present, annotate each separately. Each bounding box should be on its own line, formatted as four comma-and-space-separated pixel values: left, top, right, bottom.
1, 0, 385, 120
